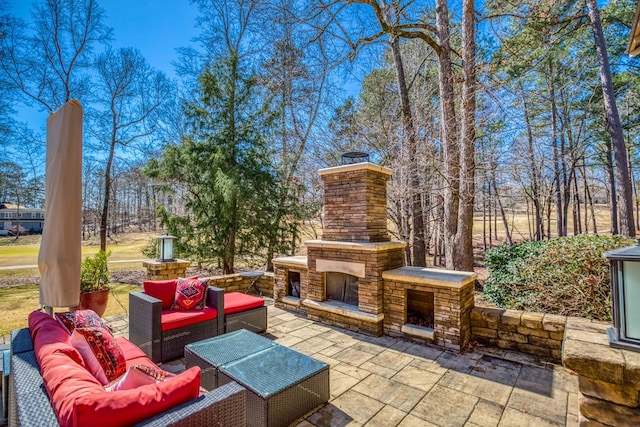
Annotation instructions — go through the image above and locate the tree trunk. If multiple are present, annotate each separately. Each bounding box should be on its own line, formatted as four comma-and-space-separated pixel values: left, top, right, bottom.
548, 61, 564, 237
100, 139, 116, 252
389, 34, 426, 266
436, 0, 475, 272
435, 0, 459, 270
520, 83, 542, 240
586, 0, 635, 236
573, 171, 582, 235
457, 0, 476, 271
606, 139, 619, 234
492, 172, 512, 245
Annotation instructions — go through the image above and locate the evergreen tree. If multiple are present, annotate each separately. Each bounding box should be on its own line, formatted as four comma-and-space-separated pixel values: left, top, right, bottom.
147, 54, 279, 273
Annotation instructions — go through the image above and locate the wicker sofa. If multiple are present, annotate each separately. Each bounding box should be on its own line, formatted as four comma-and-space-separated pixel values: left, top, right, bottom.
9, 312, 246, 427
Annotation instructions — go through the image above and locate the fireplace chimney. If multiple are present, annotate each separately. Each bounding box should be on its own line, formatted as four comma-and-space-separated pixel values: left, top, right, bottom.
319, 162, 392, 243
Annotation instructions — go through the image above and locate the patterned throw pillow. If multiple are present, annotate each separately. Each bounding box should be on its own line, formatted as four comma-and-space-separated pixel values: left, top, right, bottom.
71, 326, 127, 385
56, 309, 109, 335
105, 365, 175, 392
170, 277, 210, 310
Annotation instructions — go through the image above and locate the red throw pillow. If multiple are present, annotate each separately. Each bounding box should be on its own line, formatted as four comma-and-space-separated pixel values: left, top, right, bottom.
105, 365, 174, 392
56, 310, 109, 335
170, 277, 209, 310
144, 276, 198, 310
71, 327, 127, 385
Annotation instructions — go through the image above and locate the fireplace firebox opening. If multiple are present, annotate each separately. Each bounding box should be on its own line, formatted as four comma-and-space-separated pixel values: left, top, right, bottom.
287, 271, 301, 298
326, 272, 358, 306
406, 289, 434, 329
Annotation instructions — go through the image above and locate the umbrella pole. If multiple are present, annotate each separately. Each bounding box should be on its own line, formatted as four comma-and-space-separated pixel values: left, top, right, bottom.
44, 306, 53, 316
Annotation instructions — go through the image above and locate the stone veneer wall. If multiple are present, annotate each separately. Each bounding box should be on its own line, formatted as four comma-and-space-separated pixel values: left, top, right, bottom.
205, 272, 274, 298
319, 163, 392, 243
471, 307, 566, 362
563, 317, 640, 426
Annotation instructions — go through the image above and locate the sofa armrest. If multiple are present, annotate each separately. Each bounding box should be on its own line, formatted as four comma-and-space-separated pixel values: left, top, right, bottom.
129, 291, 162, 363
134, 381, 246, 427
206, 287, 225, 336
10, 328, 33, 355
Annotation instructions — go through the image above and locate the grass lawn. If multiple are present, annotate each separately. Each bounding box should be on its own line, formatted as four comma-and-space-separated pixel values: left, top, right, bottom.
0, 283, 139, 337
0, 232, 153, 268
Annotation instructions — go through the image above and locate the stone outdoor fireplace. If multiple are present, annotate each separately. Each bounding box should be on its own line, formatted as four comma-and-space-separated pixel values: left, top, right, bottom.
272, 162, 477, 351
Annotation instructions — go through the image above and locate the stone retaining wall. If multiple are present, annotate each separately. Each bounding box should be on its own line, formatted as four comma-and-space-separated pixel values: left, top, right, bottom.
206, 272, 274, 298
471, 307, 566, 362
563, 317, 640, 426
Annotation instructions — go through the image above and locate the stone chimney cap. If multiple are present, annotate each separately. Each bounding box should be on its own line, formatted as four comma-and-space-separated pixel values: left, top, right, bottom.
318, 162, 392, 176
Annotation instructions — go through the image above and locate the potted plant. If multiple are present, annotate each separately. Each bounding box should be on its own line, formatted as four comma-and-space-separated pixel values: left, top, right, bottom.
75, 250, 111, 317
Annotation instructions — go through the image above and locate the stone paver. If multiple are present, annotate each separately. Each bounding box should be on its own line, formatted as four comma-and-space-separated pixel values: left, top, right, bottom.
412, 384, 479, 426
101, 299, 578, 427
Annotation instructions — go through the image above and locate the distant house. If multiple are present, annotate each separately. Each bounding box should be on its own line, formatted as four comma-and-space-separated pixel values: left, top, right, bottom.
0, 202, 45, 235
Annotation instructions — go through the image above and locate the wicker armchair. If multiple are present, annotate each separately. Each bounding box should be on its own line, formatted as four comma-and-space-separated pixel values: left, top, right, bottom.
8, 328, 246, 427
129, 286, 225, 363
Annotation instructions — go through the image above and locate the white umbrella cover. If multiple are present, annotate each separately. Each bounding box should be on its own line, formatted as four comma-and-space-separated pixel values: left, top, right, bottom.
38, 100, 83, 311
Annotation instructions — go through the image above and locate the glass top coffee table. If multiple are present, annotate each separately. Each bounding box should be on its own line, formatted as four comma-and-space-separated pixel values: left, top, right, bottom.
185, 329, 329, 427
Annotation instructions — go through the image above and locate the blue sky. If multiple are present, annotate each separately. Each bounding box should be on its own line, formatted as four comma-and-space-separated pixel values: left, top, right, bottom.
11, 0, 200, 130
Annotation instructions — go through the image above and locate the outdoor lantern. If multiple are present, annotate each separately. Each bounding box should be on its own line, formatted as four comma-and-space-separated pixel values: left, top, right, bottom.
157, 234, 176, 262
604, 239, 640, 352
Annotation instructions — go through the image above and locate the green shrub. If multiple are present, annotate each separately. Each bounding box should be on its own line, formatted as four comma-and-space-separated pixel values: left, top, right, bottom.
483, 234, 634, 320
80, 250, 111, 293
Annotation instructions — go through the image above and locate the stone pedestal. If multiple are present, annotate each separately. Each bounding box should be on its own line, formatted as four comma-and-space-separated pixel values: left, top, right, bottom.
143, 259, 191, 280
563, 317, 640, 426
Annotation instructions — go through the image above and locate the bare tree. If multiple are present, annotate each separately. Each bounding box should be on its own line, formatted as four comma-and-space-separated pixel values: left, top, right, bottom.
585, 0, 635, 236
90, 47, 170, 251
0, 0, 111, 112
309, 0, 477, 271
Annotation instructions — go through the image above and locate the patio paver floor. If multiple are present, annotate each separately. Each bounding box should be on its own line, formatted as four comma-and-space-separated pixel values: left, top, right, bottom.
104, 301, 579, 427
13, 299, 579, 427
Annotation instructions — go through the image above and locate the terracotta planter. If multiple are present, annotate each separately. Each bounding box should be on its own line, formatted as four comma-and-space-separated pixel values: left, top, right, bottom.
74, 288, 110, 317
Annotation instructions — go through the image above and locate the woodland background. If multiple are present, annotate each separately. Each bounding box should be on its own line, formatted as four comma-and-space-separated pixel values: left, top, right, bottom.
0, 0, 638, 274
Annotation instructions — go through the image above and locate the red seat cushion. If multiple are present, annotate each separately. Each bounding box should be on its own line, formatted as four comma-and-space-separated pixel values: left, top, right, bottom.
143, 279, 179, 310
224, 292, 265, 315
115, 337, 148, 362
160, 307, 218, 331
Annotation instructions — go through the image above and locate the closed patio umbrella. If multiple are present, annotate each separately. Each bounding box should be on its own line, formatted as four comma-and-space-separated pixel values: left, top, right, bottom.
38, 100, 83, 314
